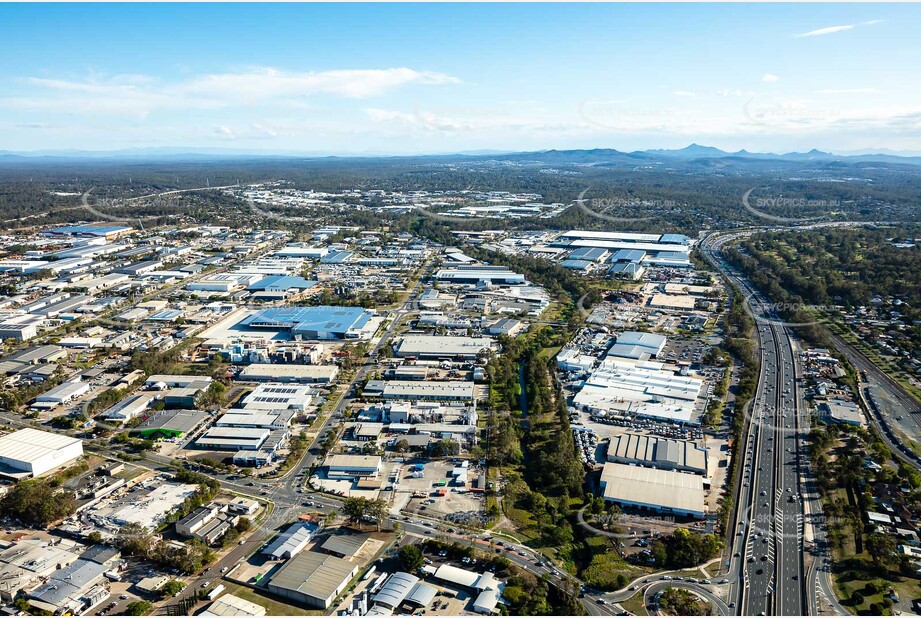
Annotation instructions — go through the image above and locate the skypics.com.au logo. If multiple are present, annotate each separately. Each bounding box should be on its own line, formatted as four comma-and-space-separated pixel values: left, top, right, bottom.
743, 294, 831, 328
741, 188, 838, 225
415, 187, 664, 225
742, 97, 840, 132
573, 188, 661, 224
742, 400, 813, 437
576, 507, 677, 540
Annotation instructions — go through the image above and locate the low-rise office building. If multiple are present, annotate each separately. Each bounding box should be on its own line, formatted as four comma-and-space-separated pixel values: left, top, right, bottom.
262, 521, 317, 560
196, 427, 270, 451
176, 503, 239, 545
33, 380, 89, 407
100, 394, 152, 423
325, 454, 382, 478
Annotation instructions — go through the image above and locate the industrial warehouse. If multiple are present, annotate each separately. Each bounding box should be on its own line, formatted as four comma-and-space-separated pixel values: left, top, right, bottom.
573, 356, 705, 425
598, 462, 706, 519
0, 428, 84, 479
240, 306, 377, 340
266, 550, 360, 609
393, 335, 496, 360
606, 433, 709, 476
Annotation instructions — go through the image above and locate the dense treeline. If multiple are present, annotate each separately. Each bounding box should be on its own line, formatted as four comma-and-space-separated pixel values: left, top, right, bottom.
712, 283, 760, 532
0, 478, 77, 526
726, 225, 921, 313
118, 521, 217, 574
485, 330, 584, 499
649, 528, 723, 568
522, 353, 585, 499
724, 225, 921, 357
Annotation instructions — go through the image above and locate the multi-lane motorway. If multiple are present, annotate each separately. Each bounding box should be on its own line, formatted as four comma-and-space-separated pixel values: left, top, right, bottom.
701, 232, 809, 616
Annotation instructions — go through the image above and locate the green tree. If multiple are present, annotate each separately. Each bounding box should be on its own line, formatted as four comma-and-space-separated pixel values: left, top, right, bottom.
236, 517, 252, 533
341, 496, 370, 527
398, 544, 424, 572
124, 600, 153, 615
159, 580, 186, 598
0, 478, 77, 526
866, 532, 896, 567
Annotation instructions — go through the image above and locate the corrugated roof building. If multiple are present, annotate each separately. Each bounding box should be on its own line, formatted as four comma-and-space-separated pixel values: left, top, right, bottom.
266, 551, 358, 609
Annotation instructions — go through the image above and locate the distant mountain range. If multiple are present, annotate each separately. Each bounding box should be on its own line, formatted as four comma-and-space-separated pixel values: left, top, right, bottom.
492, 143, 921, 166
2, 143, 921, 167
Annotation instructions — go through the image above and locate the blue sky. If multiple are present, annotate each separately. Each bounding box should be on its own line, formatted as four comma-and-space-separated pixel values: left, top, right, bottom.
1, 3, 919, 154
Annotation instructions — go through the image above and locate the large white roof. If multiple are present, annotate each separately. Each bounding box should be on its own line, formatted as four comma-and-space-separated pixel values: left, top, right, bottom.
0, 428, 81, 463
600, 462, 705, 516
434, 564, 479, 588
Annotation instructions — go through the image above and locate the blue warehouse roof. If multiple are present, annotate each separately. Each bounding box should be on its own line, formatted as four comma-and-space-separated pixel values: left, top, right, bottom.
44, 224, 133, 237
610, 249, 647, 263
561, 259, 594, 270
247, 275, 317, 291
568, 247, 608, 262
659, 233, 690, 245
244, 305, 373, 334
320, 251, 354, 264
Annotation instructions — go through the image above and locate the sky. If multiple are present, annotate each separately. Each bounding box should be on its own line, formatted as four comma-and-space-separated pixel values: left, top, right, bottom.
1, 3, 919, 155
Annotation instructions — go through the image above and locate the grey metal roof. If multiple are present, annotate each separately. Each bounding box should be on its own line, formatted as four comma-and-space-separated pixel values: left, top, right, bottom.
80, 544, 119, 565
372, 572, 418, 609
29, 558, 106, 607
135, 409, 207, 434
656, 440, 681, 466
405, 582, 438, 607
320, 532, 371, 557
262, 522, 316, 559
9, 345, 64, 364
268, 551, 357, 601
610, 249, 647, 263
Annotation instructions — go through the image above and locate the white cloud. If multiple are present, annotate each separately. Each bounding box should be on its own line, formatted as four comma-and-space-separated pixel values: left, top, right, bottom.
716, 89, 743, 97
180, 67, 459, 100
762, 74, 780, 83
1, 67, 461, 117
214, 126, 234, 137
794, 19, 883, 38
672, 90, 696, 97
796, 24, 855, 37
